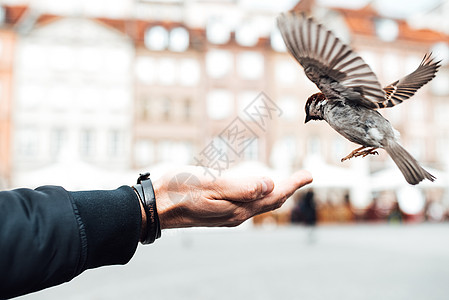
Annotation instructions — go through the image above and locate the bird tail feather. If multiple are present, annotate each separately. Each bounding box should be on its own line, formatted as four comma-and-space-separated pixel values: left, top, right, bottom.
385, 141, 435, 185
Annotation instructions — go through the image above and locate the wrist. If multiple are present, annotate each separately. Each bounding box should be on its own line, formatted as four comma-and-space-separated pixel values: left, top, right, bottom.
153, 180, 184, 229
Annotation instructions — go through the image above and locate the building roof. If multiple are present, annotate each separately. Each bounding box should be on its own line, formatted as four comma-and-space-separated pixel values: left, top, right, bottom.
3, 5, 27, 25
332, 4, 449, 44
3, 3, 449, 47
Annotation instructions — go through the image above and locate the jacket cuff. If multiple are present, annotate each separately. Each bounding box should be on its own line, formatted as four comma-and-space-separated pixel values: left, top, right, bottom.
69, 186, 141, 271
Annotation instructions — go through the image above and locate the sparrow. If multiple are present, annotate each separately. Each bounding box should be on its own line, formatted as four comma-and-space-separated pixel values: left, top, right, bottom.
277, 11, 441, 185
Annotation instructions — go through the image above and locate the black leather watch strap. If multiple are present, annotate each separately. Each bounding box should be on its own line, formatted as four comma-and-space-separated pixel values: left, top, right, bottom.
133, 172, 161, 244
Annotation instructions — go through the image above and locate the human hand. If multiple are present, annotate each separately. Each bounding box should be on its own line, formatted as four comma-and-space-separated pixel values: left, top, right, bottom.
152, 166, 313, 229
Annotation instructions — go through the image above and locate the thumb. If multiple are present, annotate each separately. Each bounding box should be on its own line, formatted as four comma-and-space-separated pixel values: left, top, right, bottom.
212, 176, 275, 202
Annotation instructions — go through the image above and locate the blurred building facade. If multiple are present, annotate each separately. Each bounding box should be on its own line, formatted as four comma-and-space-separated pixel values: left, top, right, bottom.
0, 0, 448, 214
11, 10, 134, 175
0, 25, 15, 188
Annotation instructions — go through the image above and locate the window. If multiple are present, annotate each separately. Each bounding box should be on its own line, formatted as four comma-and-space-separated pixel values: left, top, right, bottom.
207, 90, 233, 120
243, 138, 258, 160
238, 90, 258, 120
275, 60, 298, 85
80, 129, 96, 158
0, 7, 5, 25
206, 19, 231, 45
157, 140, 192, 164
179, 59, 200, 86
206, 50, 233, 78
270, 136, 295, 169
17, 128, 39, 158
161, 98, 171, 121
332, 138, 346, 162
237, 51, 264, 80
431, 69, 449, 96
145, 26, 169, 51
307, 136, 321, 156
235, 22, 259, 47
134, 139, 154, 166
140, 96, 152, 120
50, 128, 66, 157
184, 98, 192, 121
174, 141, 193, 164
135, 56, 156, 84
107, 130, 122, 157
375, 18, 398, 42
169, 27, 189, 52
207, 137, 230, 164
157, 140, 174, 162
279, 96, 298, 121
431, 42, 449, 65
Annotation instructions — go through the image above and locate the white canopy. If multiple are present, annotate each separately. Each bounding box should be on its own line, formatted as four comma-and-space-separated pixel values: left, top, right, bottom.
370, 166, 447, 190
13, 160, 135, 191
303, 155, 357, 188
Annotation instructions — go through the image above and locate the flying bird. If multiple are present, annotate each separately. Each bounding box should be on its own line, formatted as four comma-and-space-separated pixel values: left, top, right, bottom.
277, 11, 441, 185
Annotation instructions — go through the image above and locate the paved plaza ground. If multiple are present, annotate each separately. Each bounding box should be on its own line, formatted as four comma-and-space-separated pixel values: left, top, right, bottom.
18, 224, 449, 300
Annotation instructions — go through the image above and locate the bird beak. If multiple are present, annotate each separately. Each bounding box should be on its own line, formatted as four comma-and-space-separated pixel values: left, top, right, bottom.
305, 115, 312, 123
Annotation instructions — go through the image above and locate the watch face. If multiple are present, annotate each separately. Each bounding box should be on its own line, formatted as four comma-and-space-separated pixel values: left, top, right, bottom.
167, 172, 202, 204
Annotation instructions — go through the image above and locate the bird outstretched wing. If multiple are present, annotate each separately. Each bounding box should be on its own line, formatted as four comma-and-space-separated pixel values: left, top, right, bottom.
277, 11, 385, 109
378, 53, 441, 108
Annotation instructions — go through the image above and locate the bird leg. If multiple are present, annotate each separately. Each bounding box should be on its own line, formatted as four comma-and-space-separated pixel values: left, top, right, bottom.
341, 146, 365, 162
359, 147, 379, 158
341, 147, 378, 162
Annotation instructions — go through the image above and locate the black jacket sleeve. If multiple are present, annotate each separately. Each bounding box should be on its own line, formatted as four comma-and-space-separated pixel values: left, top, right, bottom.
0, 185, 142, 299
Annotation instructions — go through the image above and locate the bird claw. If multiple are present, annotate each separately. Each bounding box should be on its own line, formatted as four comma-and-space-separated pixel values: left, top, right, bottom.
341, 156, 351, 162
362, 150, 378, 158
341, 147, 378, 162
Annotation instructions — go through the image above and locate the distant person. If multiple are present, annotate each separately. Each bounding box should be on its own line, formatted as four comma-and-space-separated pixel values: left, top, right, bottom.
0, 166, 312, 298
291, 190, 317, 226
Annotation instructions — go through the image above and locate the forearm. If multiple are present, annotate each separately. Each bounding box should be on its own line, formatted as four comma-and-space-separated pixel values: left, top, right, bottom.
0, 185, 141, 299
69, 186, 141, 269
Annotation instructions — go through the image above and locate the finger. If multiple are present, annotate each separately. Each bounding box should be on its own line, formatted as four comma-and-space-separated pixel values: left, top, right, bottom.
210, 176, 275, 202
248, 170, 313, 214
